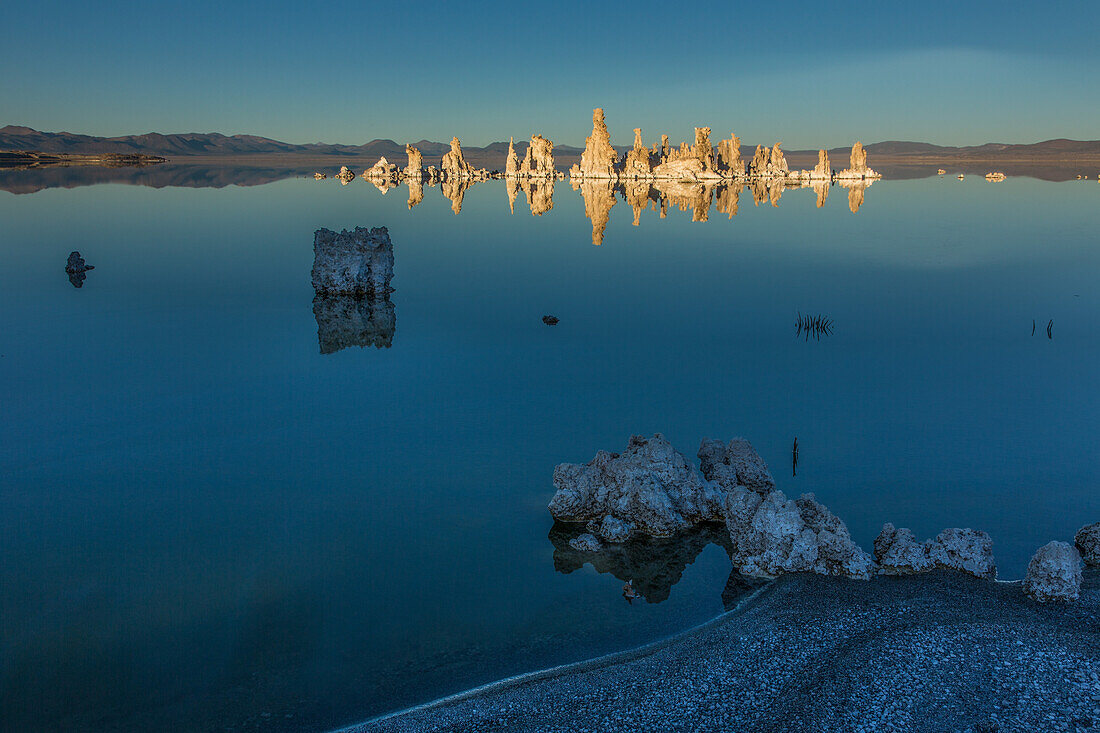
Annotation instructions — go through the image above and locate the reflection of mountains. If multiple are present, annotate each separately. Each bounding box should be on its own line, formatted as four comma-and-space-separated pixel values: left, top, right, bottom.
549, 522, 731, 604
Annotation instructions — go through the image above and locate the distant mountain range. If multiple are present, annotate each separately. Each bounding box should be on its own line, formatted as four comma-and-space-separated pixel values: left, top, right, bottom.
2, 125, 1099, 165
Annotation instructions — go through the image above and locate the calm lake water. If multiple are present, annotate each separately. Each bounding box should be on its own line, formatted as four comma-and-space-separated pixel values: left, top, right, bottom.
2, 171, 1098, 732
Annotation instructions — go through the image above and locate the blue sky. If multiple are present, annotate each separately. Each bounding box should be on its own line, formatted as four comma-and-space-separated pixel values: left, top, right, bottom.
4, 0, 1099, 147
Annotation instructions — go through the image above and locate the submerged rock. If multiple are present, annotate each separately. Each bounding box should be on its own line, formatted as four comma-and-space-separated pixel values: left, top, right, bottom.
1023, 541, 1082, 602
541, 315, 559, 325
724, 487, 874, 579
311, 226, 394, 297
698, 437, 775, 495
548, 433, 725, 541
1074, 522, 1100, 565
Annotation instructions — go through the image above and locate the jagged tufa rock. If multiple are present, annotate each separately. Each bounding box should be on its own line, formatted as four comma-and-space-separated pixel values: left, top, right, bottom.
620, 128, 652, 178
576, 108, 618, 179
1075, 522, 1100, 565
403, 145, 423, 178
812, 149, 831, 179
715, 134, 743, 177
364, 156, 398, 179
311, 226, 394, 297
335, 165, 355, 183
548, 433, 725, 541
526, 134, 555, 177
1023, 541, 1083, 602
698, 437, 776, 494
873, 524, 935, 574
724, 487, 874, 579
837, 142, 880, 180
505, 137, 519, 177
872, 524, 997, 579
441, 136, 473, 178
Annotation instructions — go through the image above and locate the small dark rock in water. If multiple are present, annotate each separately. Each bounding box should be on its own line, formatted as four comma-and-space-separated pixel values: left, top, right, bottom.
65, 251, 93, 274
542, 315, 559, 325
65, 251, 94, 288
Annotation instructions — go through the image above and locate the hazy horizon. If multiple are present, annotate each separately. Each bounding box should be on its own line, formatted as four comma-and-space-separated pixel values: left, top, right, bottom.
5, 1, 1100, 150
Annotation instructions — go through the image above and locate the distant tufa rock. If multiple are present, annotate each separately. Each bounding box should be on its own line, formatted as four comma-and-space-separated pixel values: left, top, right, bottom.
525, 134, 555, 177
620, 128, 652, 179
575, 108, 618, 179
811, 149, 831, 179
837, 142, 881, 180
364, 156, 398, 180
724, 487, 874, 580
715, 133, 743, 177
1075, 522, 1100, 565
314, 172, 327, 179
548, 433, 725, 541
403, 145, 423, 178
335, 165, 355, 183
311, 226, 394, 298
1023, 541, 1082, 602
441, 136, 473, 179
505, 137, 519, 177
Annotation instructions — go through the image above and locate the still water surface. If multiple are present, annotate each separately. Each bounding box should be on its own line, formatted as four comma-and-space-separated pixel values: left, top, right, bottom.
1, 173, 1098, 731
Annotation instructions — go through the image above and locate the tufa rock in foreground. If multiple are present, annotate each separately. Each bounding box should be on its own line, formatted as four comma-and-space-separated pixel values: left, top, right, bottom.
1075, 522, 1100, 565
723, 487, 874, 580
1023, 541, 1083, 602
698, 437, 776, 495
311, 226, 394, 298
548, 434, 725, 541
872, 524, 997, 579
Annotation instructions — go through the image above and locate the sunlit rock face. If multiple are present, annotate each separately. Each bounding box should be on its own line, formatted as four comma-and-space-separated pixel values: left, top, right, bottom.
749, 145, 769, 177
694, 127, 716, 173
441, 136, 473, 179
769, 143, 789, 176
549, 433, 726, 541
715, 134, 744, 177
312, 295, 395, 353
548, 522, 730, 603
364, 156, 398, 180
1023, 541, 1082, 602
837, 141, 881, 180
811, 149, 831, 179
526, 134, 555, 177
403, 145, 423, 179
620, 128, 652, 179
504, 137, 519, 178
311, 226, 394, 298
577, 108, 618, 179
335, 166, 355, 184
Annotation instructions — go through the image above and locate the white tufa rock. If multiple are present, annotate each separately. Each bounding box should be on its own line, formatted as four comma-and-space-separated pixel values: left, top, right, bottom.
549, 433, 725, 541
1023, 541, 1083, 602
724, 487, 874, 580
873, 523, 936, 574
929, 528, 997, 579
698, 437, 775, 495
1074, 522, 1100, 566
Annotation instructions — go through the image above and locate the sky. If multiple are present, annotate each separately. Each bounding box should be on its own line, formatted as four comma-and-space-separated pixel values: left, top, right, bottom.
4, 0, 1100, 148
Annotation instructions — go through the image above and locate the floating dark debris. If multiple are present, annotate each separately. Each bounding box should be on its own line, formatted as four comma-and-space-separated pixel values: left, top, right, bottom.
542, 315, 560, 326
796, 312, 833, 340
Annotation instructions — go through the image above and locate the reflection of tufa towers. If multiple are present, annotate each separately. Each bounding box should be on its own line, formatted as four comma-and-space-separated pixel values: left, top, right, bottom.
310, 226, 396, 353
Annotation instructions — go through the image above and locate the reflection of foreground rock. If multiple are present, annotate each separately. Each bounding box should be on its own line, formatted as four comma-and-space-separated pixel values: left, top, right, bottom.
549, 522, 730, 603
65, 250, 94, 288
312, 295, 395, 352
311, 226, 396, 353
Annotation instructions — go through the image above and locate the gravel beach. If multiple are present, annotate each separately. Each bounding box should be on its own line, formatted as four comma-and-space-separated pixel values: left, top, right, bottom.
350, 569, 1100, 733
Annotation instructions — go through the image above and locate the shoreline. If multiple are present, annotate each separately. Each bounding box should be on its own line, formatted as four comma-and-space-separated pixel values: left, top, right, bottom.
348, 570, 1100, 732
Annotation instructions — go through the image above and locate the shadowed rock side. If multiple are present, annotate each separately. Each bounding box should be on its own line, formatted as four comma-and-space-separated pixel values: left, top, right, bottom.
548, 523, 731, 603
311, 226, 395, 353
